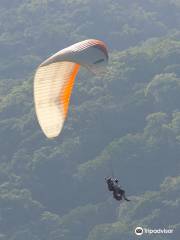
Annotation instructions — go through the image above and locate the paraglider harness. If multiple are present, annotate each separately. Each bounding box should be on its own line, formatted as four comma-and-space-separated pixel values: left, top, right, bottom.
105, 177, 130, 202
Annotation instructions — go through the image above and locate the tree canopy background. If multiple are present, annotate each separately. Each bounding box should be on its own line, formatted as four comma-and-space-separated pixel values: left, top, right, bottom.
0, 0, 180, 239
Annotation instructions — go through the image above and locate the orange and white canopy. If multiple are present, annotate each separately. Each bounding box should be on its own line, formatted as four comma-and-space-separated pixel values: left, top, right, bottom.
34, 39, 108, 138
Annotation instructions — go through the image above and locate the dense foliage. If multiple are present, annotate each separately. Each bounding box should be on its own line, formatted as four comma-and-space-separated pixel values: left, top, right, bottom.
0, 0, 180, 239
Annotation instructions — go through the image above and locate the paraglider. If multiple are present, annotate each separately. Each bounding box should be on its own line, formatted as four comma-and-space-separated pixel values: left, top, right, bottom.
34, 39, 108, 138
105, 177, 130, 202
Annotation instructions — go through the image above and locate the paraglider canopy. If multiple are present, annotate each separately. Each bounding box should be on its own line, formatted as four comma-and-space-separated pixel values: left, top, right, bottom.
34, 39, 108, 139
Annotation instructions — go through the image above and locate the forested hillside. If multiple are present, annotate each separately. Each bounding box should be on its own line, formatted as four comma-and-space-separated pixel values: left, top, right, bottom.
0, 0, 180, 239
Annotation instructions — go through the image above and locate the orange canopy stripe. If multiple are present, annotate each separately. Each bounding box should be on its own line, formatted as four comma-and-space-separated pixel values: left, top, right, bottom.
60, 64, 80, 118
